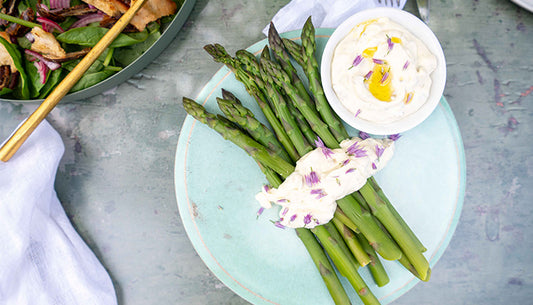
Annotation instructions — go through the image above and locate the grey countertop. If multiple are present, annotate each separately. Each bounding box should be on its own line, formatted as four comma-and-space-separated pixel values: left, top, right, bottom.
1, 0, 532, 304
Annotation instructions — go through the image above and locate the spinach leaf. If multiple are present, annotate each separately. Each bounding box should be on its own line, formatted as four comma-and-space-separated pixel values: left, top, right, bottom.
38, 68, 64, 99
114, 30, 161, 67
0, 36, 30, 99
70, 68, 117, 93
57, 27, 149, 49
0, 87, 13, 96
26, 59, 47, 98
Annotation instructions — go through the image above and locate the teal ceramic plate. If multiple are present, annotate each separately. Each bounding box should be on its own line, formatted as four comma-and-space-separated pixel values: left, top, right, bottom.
174, 28, 466, 305
0, 0, 195, 103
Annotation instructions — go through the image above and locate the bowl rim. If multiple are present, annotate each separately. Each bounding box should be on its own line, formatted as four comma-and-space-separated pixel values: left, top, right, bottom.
321, 7, 447, 135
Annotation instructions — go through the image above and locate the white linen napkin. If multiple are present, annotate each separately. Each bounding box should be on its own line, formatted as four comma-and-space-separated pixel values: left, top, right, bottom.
263, 0, 406, 35
0, 120, 117, 305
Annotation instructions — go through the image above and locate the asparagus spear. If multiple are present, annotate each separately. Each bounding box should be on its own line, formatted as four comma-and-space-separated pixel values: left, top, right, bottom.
216, 96, 291, 162
204, 44, 300, 162
358, 183, 430, 281
184, 96, 353, 305
332, 217, 371, 267
312, 225, 380, 305
356, 234, 390, 287
268, 22, 314, 105
368, 177, 427, 253
282, 37, 305, 67
300, 16, 349, 142
183, 97, 294, 178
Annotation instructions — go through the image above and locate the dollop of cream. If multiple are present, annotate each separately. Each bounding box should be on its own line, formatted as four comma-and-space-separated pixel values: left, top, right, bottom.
331, 17, 437, 124
256, 137, 394, 229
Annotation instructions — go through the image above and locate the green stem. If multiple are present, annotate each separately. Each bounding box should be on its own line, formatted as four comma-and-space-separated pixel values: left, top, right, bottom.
332, 217, 371, 267
368, 177, 426, 253
0, 13, 41, 28
356, 233, 390, 287
359, 183, 430, 280
312, 226, 380, 305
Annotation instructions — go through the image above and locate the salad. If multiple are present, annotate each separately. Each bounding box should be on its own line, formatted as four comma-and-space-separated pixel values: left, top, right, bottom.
0, 0, 182, 100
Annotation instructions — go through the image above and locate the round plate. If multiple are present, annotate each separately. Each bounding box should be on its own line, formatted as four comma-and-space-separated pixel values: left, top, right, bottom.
0, 0, 196, 103
174, 28, 466, 305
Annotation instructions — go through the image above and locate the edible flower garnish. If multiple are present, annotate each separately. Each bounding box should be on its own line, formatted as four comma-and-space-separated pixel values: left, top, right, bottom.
256, 207, 265, 219
274, 221, 286, 229
359, 131, 370, 140
315, 137, 334, 158
351, 55, 363, 68
387, 35, 394, 52
341, 159, 351, 167
375, 145, 385, 160
290, 214, 297, 222
372, 58, 385, 65
347, 141, 367, 158
345, 168, 356, 174
281, 207, 289, 216
380, 71, 389, 84
389, 133, 401, 141
303, 214, 313, 225
362, 46, 377, 58
354, 109, 362, 118
403, 60, 410, 70
404, 92, 414, 104
372, 162, 377, 170
310, 189, 327, 199
364, 70, 373, 81
305, 170, 320, 187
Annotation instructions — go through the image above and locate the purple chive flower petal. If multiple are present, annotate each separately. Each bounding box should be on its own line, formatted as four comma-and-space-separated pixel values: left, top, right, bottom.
352, 55, 363, 67
364, 70, 373, 80
315, 137, 334, 159
263, 185, 270, 192
372, 162, 377, 170
359, 131, 370, 140
355, 109, 362, 118
387, 36, 394, 52
310, 189, 327, 199
256, 207, 265, 218
341, 159, 350, 166
375, 145, 385, 159
345, 168, 356, 174
373, 58, 385, 64
274, 221, 286, 229
380, 71, 389, 83
405, 92, 414, 104
305, 170, 320, 187
282, 207, 289, 216
290, 214, 297, 222
304, 214, 312, 225
403, 60, 410, 70
347, 141, 368, 158
277, 198, 288, 203
389, 133, 401, 141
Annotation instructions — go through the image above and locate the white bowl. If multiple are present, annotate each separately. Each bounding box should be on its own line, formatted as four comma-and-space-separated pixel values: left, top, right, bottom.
321, 8, 446, 135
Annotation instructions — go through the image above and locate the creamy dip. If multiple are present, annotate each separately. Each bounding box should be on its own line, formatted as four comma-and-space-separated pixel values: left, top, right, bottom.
256, 137, 394, 229
331, 17, 437, 124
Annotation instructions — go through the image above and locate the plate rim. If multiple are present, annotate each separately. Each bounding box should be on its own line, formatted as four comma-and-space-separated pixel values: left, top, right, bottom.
174, 28, 466, 305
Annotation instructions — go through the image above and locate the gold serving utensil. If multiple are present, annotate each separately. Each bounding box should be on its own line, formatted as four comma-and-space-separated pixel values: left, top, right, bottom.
0, 0, 149, 162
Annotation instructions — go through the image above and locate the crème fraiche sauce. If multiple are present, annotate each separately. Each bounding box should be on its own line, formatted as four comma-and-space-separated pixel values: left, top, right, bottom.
331, 17, 437, 124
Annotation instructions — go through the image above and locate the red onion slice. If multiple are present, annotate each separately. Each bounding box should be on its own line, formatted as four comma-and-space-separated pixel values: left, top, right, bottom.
24, 49, 62, 71
37, 17, 65, 33
69, 13, 104, 29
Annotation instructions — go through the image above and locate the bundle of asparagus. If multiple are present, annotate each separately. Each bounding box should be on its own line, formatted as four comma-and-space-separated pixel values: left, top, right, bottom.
182, 17, 429, 305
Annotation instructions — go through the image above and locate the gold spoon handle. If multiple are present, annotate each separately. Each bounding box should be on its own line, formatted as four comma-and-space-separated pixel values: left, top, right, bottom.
0, 0, 149, 162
